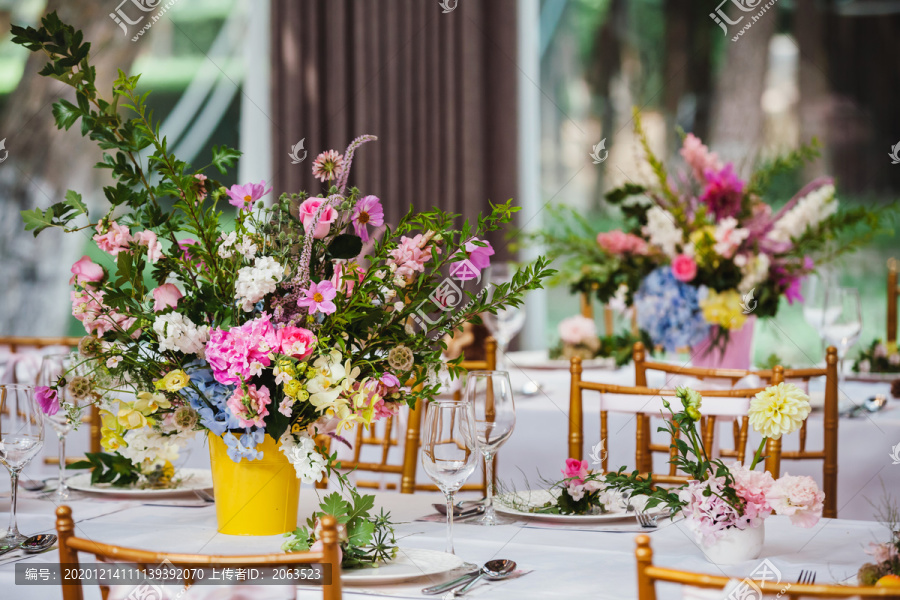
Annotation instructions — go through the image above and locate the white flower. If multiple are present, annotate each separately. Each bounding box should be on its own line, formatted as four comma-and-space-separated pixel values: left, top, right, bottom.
236, 236, 258, 259
118, 430, 183, 473
558, 315, 597, 345
106, 356, 122, 368
642, 206, 683, 257
393, 301, 405, 311
767, 184, 837, 244
153, 312, 210, 356
738, 253, 771, 294
858, 359, 871, 373
713, 217, 749, 259
235, 256, 285, 312
279, 432, 328, 484
890, 354, 900, 367
393, 275, 407, 288
217, 231, 237, 259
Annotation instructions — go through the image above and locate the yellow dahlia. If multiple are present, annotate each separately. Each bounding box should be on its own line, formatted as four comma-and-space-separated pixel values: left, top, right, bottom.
749, 382, 811, 439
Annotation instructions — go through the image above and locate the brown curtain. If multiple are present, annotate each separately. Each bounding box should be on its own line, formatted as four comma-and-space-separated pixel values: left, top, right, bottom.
269, 0, 519, 255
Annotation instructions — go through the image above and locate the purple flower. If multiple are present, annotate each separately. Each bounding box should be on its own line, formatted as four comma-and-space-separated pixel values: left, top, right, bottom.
35, 386, 60, 416
225, 180, 272, 211
351, 195, 384, 242
451, 238, 495, 281
297, 280, 338, 315
700, 164, 745, 221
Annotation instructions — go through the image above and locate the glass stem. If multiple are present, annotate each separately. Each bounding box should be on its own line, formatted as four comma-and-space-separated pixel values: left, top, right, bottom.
445, 491, 455, 555
7, 470, 20, 538
484, 452, 495, 517
57, 433, 67, 495
496, 342, 508, 372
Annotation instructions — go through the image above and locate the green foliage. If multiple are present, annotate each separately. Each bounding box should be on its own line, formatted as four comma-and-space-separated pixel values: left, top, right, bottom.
68, 452, 140, 487
747, 139, 821, 197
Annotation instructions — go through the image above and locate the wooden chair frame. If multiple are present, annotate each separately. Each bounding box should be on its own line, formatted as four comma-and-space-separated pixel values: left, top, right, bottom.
635, 535, 900, 600
889, 258, 899, 345
56, 505, 342, 600
634, 342, 840, 518
569, 356, 779, 485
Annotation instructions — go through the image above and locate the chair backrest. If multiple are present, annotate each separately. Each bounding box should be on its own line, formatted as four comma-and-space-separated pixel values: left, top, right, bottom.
635, 535, 899, 600
889, 258, 899, 345
634, 342, 840, 518
569, 356, 777, 484
56, 505, 342, 600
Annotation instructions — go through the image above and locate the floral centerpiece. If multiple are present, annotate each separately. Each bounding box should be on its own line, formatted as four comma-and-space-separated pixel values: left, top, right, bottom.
550, 315, 649, 367
497, 457, 621, 516
604, 384, 824, 564
14, 13, 551, 533
853, 340, 900, 376
858, 491, 900, 587
539, 110, 889, 366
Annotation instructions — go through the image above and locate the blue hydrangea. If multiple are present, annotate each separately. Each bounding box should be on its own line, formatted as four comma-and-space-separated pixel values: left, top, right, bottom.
223, 429, 265, 462
635, 267, 710, 352
179, 361, 240, 435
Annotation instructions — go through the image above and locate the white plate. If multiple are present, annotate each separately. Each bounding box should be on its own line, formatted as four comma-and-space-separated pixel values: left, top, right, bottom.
494, 489, 662, 523
505, 350, 617, 371
66, 468, 213, 497
342, 548, 464, 585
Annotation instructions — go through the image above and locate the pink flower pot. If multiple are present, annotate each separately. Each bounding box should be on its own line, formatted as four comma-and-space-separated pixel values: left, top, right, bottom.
692, 316, 756, 370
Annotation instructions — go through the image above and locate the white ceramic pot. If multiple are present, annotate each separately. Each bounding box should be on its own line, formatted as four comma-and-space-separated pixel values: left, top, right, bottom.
701, 522, 765, 565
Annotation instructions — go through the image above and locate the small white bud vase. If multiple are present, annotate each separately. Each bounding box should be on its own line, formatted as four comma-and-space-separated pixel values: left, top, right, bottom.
700, 522, 765, 565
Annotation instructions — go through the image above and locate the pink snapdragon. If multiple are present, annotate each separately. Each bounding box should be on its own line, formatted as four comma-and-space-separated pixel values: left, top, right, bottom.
351, 195, 384, 242
71, 289, 136, 336
205, 314, 279, 385
330, 263, 365, 297
226, 384, 272, 428
700, 164, 745, 221
389, 234, 437, 281
766, 474, 824, 528
276, 325, 317, 359
298, 198, 339, 239
671, 254, 697, 282
297, 280, 338, 315
133, 230, 163, 262
680, 133, 722, 182
35, 386, 60, 416
596, 230, 648, 255
93, 221, 133, 256
226, 180, 272, 211
152, 284, 183, 312
69, 256, 104, 286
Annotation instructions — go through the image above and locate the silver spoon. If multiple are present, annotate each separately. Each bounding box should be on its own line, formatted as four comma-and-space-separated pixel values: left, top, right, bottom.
450, 559, 516, 597
864, 395, 887, 413
0, 534, 57, 557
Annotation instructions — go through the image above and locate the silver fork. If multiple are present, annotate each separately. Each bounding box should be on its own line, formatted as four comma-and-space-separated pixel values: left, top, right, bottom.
194, 489, 215, 503
636, 511, 658, 528
797, 569, 816, 585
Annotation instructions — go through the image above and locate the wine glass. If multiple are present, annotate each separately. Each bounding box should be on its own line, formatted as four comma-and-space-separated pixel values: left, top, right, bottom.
0, 384, 44, 544
38, 353, 85, 501
421, 399, 479, 556
482, 263, 526, 371
465, 371, 516, 526
820, 287, 862, 377
801, 271, 840, 332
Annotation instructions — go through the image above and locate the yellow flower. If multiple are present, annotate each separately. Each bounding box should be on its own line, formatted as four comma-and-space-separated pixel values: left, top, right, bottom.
275, 359, 297, 377
676, 386, 702, 421
283, 379, 302, 398
888, 341, 898, 355
133, 391, 171, 415
155, 370, 190, 392
700, 289, 747, 330
100, 410, 126, 451
749, 382, 811, 439
117, 403, 150, 430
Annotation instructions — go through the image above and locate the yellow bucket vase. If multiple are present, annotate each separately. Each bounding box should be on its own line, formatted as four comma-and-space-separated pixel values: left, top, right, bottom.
207, 432, 300, 536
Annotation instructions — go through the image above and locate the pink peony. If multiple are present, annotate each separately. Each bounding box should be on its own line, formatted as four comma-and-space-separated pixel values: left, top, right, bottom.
133, 230, 163, 262
152, 283, 183, 312
389, 234, 437, 281
766, 474, 824, 528
671, 254, 698, 282
700, 164, 745, 221
298, 198, 339, 239
729, 463, 774, 528
225, 180, 272, 211
205, 314, 279, 385
562, 458, 589, 484
680, 133, 722, 182
226, 384, 271, 428
596, 230, 648, 255
276, 325, 317, 359
93, 221, 132, 256
351, 195, 384, 242
35, 386, 60, 416
558, 315, 597, 345
69, 256, 104, 286
297, 280, 338, 315
678, 477, 746, 545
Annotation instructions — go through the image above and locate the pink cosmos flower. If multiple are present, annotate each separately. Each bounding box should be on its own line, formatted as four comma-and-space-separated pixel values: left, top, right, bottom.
596, 230, 648, 255
680, 133, 722, 182
700, 164, 745, 221
276, 325, 317, 359
226, 384, 272, 428
450, 238, 493, 282
389, 234, 436, 280
558, 315, 597, 345
226, 180, 272, 211
152, 283, 183, 312
133, 230, 163, 262
298, 197, 339, 239
93, 221, 132, 256
35, 386, 60, 416
297, 280, 338, 315
205, 314, 279, 385
311, 150, 344, 183
351, 195, 384, 242
178, 239, 199, 261
69, 256, 104, 286
671, 254, 698, 282
562, 458, 589, 484
766, 474, 824, 528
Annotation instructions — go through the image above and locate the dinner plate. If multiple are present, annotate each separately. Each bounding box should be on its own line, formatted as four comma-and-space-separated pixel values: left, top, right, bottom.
342, 548, 464, 585
494, 489, 663, 523
66, 468, 213, 496
505, 350, 617, 371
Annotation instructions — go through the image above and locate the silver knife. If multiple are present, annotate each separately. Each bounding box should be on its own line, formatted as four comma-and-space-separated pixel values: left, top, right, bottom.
421, 570, 480, 595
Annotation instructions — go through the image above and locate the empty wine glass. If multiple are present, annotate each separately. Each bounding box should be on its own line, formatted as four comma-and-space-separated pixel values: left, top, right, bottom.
821, 287, 862, 377
466, 371, 515, 526
0, 384, 44, 544
38, 353, 85, 501
421, 399, 479, 556
482, 263, 526, 372
801, 271, 841, 333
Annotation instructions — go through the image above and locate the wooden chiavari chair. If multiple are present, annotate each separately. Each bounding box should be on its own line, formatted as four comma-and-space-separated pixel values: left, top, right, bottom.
635, 535, 900, 600
889, 258, 899, 345
569, 356, 780, 484
56, 505, 342, 600
634, 342, 840, 518
0, 336, 101, 464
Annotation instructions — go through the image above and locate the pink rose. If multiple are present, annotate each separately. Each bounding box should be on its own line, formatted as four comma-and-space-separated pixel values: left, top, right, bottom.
225, 384, 272, 428
69, 256, 104, 286
93, 221, 132, 256
671, 254, 697, 282
277, 326, 317, 359
558, 315, 597, 345
596, 230, 648, 255
152, 284, 183, 312
298, 198, 338, 239
134, 230, 163, 262
767, 474, 824, 528
562, 458, 589, 484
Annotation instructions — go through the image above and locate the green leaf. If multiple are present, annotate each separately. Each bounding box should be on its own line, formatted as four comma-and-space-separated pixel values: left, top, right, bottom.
211, 145, 241, 174
63, 189, 88, 217
346, 518, 375, 547
327, 234, 363, 260
319, 492, 350, 521
52, 99, 81, 130
21, 207, 56, 235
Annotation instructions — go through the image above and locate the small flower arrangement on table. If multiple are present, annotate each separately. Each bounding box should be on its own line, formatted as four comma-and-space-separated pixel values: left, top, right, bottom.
13, 13, 552, 486
857, 491, 900, 587
853, 340, 900, 375
549, 315, 650, 367
498, 458, 621, 516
